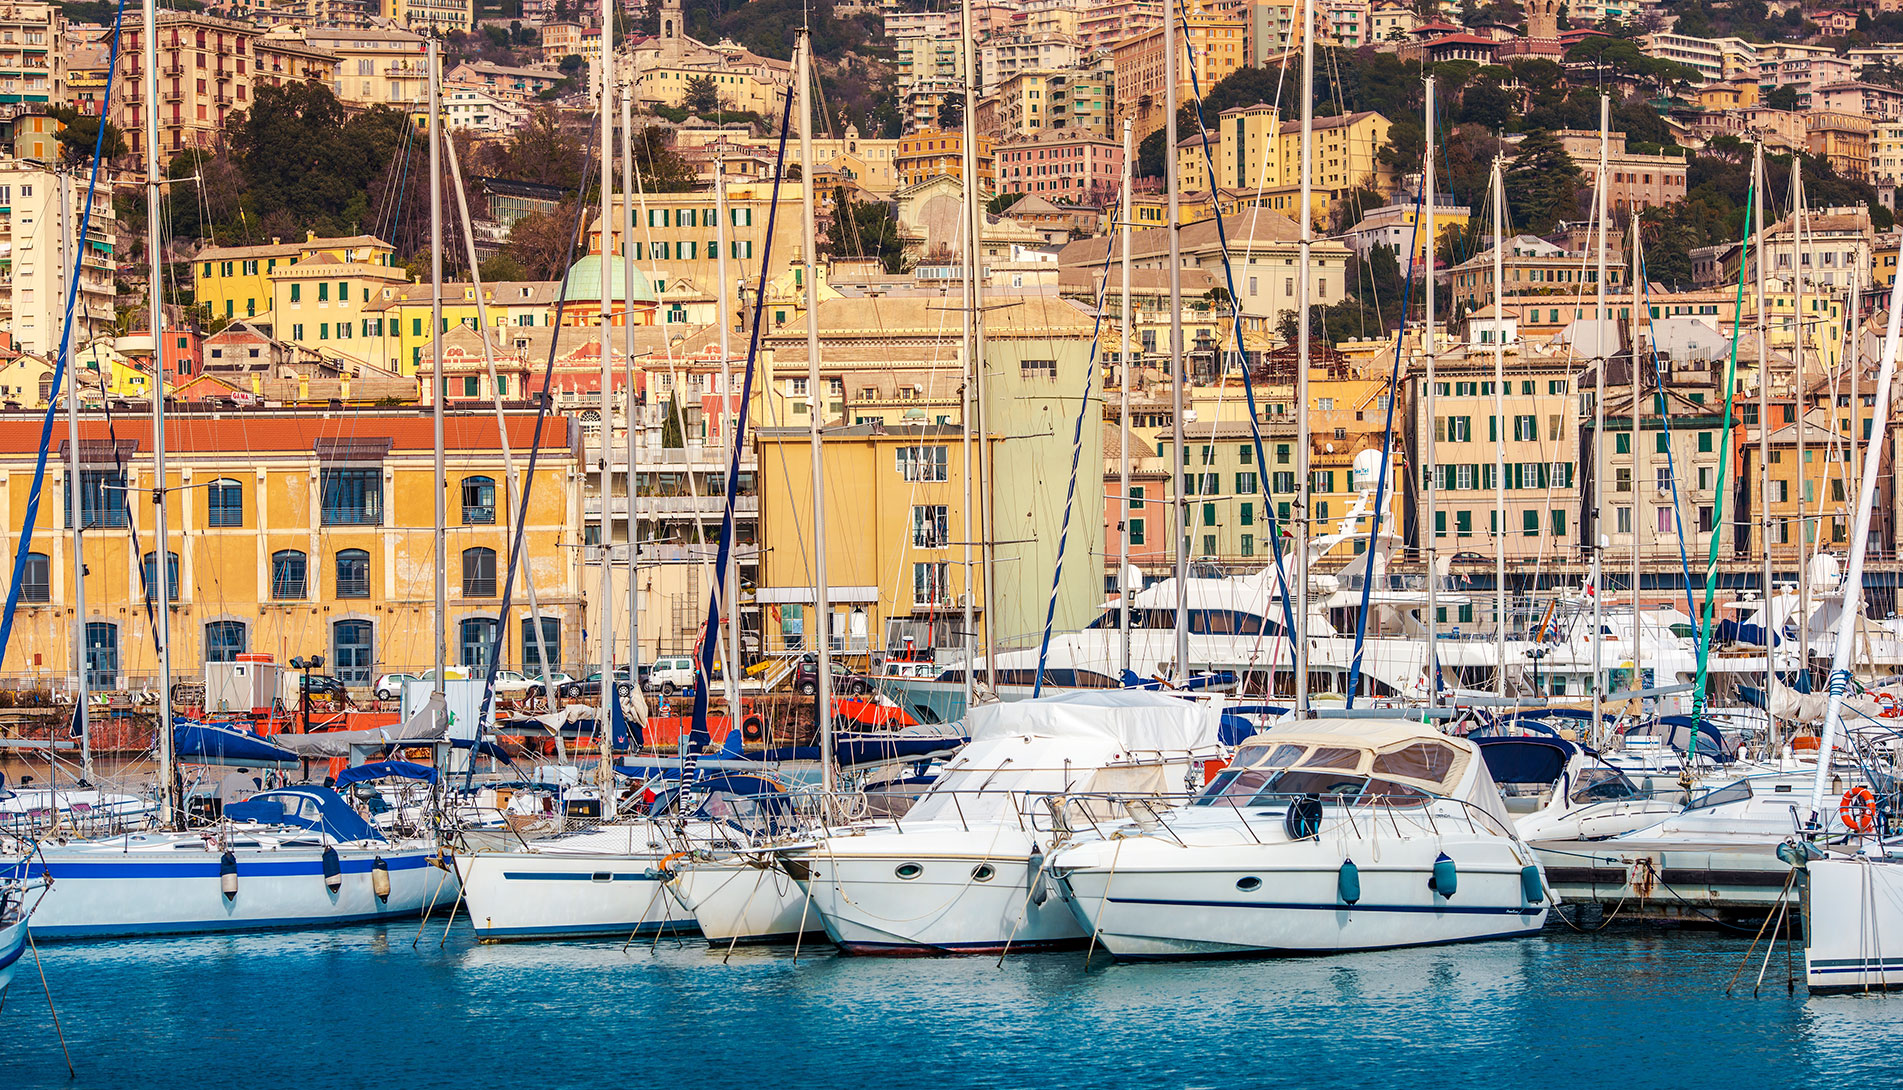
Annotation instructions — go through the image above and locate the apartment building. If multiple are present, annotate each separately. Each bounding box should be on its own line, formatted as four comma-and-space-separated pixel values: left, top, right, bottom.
0, 165, 116, 356
0, 2, 58, 121
984, 63, 1114, 141
979, 34, 1083, 92
1448, 235, 1627, 317
1193, 106, 1395, 221
895, 130, 996, 192
1585, 361, 1734, 570
1809, 112, 1874, 182
380, 0, 473, 35
1079, 0, 1161, 52
114, 12, 261, 162
1811, 81, 1903, 123
290, 25, 429, 111
0, 411, 583, 690
1549, 130, 1688, 214
253, 32, 338, 91
1113, 0, 1248, 139
996, 133, 1123, 203
1639, 32, 1760, 83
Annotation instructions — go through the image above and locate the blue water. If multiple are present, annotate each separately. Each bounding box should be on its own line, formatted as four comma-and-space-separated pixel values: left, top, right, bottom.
5, 925, 1902, 1089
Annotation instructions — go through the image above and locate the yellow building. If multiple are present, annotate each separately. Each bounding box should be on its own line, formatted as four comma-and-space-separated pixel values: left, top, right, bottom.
895, 130, 997, 192
1183, 106, 1395, 222
267, 238, 412, 366
194, 233, 401, 326
381, 0, 473, 35
756, 423, 992, 656
636, 64, 785, 115
0, 411, 582, 693
1112, 0, 1249, 140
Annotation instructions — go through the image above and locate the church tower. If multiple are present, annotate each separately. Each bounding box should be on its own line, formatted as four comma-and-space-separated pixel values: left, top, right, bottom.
661, 0, 682, 41
1525, 0, 1558, 41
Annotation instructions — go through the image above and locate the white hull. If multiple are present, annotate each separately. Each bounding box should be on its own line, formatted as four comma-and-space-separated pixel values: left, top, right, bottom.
453, 825, 698, 941
1053, 829, 1546, 958
787, 830, 1084, 955
668, 858, 822, 945
1806, 854, 1903, 992
0, 914, 25, 998
14, 836, 455, 939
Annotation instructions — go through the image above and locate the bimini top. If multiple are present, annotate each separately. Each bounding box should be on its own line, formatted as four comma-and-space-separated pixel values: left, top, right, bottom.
222, 787, 381, 843
964, 689, 1224, 754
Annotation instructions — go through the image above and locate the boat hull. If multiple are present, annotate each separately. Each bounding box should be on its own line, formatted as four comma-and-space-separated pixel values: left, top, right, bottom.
1805, 855, 1903, 993
454, 847, 695, 942
11, 842, 455, 939
0, 914, 25, 998
788, 843, 1086, 955
668, 859, 823, 945
1053, 839, 1547, 959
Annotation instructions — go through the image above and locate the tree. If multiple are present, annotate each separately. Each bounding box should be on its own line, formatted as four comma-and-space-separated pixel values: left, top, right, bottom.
661, 392, 685, 448
50, 105, 127, 165
625, 126, 699, 193
1459, 80, 1516, 131
1502, 129, 1581, 235
986, 192, 1024, 215
1765, 84, 1799, 111
821, 186, 906, 273
683, 75, 721, 114
937, 97, 964, 130
503, 202, 582, 280
479, 252, 529, 283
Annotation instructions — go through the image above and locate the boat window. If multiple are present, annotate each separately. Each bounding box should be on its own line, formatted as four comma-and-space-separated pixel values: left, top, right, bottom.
1370, 742, 1459, 785
1687, 779, 1752, 812
1238, 743, 1307, 769
1195, 767, 1274, 805
1295, 747, 1366, 772
1357, 779, 1433, 808
1568, 767, 1641, 805
1247, 770, 1368, 802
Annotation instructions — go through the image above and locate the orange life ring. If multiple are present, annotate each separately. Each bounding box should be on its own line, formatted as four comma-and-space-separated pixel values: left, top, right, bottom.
1841, 786, 1878, 833
1879, 693, 1902, 719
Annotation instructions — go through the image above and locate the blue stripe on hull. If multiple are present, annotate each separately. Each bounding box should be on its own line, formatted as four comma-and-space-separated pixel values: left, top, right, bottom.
27, 907, 442, 940
1106, 896, 1544, 917
20, 855, 435, 881
472, 920, 699, 942
0, 937, 23, 972
497, 872, 661, 882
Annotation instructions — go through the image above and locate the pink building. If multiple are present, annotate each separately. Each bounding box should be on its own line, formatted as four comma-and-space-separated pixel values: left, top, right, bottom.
996, 135, 1125, 203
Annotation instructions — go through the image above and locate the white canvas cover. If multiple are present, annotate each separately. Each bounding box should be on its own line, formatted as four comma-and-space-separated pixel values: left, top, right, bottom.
962, 689, 1224, 753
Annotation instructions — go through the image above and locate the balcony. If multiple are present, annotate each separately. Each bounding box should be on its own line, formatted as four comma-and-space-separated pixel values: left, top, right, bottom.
214, 92, 233, 106
161, 63, 183, 76
162, 88, 184, 102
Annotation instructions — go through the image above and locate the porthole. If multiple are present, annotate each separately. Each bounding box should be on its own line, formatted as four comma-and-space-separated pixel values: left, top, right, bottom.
1236, 876, 1262, 892
895, 862, 923, 880
971, 864, 996, 882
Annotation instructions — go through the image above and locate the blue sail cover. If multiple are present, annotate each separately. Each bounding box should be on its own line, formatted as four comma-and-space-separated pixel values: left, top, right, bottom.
334, 760, 438, 789
174, 719, 298, 767
1473, 735, 1578, 785
221, 787, 382, 842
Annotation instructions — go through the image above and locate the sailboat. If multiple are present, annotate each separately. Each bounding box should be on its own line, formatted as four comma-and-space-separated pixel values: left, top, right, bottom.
8, 25, 452, 939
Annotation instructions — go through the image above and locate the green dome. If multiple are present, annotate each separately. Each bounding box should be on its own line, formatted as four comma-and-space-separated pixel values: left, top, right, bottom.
561, 256, 659, 303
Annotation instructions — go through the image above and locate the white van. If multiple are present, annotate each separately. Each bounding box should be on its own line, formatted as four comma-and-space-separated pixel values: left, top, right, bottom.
645, 657, 697, 693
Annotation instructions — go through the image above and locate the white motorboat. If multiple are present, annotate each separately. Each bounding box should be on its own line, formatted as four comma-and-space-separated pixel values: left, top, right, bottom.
9, 787, 455, 939
777, 690, 1224, 955
1047, 716, 1549, 959
667, 854, 823, 946
453, 770, 797, 942
1805, 847, 1903, 992
1472, 733, 1681, 842
0, 873, 44, 1001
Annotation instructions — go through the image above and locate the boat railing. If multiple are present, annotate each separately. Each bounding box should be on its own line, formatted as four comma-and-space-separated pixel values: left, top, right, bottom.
1024, 788, 1521, 846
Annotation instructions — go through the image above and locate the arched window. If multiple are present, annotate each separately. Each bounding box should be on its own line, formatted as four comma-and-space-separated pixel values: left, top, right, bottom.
461, 475, 496, 524
460, 617, 498, 668
332, 619, 374, 685
462, 547, 497, 598
335, 549, 370, 598
205, 620, 247, 662
271, 549, 307, 600
20, 552, 49, 602
206, 478, 243, 527
141, 551, 180, 602
84, 621, 117, 689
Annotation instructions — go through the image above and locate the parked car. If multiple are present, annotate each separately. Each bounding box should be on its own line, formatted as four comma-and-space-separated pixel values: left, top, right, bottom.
488, 670, 538, 697
645, 657, 697, 694
299, 674, 351, 703
793, 655, 873, 696
372, 673, 419, 701
558, 668, 632, 699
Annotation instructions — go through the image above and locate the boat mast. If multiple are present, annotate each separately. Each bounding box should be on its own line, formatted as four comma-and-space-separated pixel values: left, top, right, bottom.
596, 3, 617, 808
429, 38, 447, 727
623, 83, 643, 714
1165, 0, 1188, 684
1792, 162, 1811, 680
1118, 113, 1134, 677
796, 29, 834, 793
1489, 155, 1505, 700
142, 0, 177, 826
960, 0, 997, 690
1422, 77, 1437, 706
713, 152, 741, 710
1629, 208, 1644, 709
1754, 143, 1777, 749
1293, 0, 1315, 714
1590, 97, 1608, 748
957, 0, 977, 706
1847, 264, 1860, 541
1807, 234, 1903, 822
58, 169, 91, 781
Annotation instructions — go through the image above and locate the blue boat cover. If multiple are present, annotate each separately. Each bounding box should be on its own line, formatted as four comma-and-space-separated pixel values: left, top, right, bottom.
334, 760, 438, 789
222, 787, 382, 842
174, 719, 299, 767
1473, 735, 1577, 785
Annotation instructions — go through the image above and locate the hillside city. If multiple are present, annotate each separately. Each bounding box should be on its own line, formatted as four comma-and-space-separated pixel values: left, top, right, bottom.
0, 0, 1893, 698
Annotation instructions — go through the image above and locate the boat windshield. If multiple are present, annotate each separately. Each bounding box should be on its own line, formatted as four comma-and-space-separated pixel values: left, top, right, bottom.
1686, 778, 1753, 812
1194, 768, 1433, 808
1568, 766, 1643, 806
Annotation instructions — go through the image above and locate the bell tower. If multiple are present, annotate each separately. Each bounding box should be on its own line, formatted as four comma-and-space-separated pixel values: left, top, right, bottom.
661, 0, 682, 40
